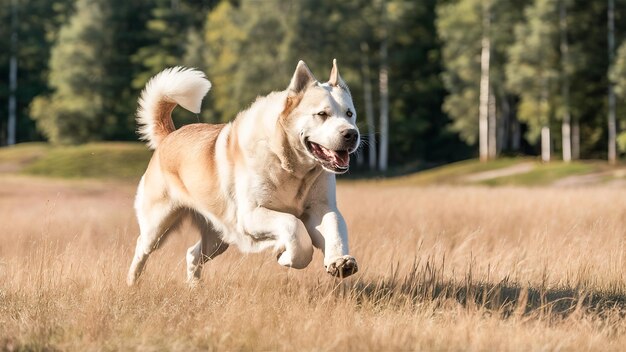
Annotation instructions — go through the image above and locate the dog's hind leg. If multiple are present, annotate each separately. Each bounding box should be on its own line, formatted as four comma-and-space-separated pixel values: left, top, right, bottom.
186, 212, 229, 286
127, 196, 181, 286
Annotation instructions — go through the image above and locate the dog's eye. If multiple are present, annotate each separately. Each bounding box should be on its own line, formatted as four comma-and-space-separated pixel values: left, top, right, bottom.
346, 110, 353, 117
317, 111, 328, 117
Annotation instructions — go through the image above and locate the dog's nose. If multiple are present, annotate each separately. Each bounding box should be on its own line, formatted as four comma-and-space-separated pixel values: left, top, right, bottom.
341, 128, 359, 144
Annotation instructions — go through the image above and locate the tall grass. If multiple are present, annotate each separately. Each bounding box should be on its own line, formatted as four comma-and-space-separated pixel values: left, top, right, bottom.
1, 176, 625, 350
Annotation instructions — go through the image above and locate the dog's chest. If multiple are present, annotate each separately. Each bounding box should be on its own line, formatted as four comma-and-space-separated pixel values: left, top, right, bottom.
253, 170, 320, 216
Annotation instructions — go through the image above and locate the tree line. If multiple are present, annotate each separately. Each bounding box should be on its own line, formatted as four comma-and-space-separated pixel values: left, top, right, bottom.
2, 0, 626, 171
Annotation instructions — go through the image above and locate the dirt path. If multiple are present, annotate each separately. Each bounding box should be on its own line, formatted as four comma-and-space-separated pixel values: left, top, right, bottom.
552, 169, 626, 188
463, 162, 535, 182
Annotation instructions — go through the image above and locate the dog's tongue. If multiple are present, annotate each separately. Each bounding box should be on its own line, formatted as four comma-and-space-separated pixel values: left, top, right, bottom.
333, 151, 350, 167
319, 145, 349, 167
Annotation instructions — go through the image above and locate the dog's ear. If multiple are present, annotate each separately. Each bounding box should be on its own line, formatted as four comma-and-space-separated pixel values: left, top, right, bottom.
328, 59, 341, 87
328, 59, 352, 96
288, 60, 316, 95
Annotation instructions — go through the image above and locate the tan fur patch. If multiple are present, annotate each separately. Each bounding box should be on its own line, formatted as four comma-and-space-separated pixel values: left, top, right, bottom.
271, 93, 305, 173
153, 101, 177, 145
157, 124, 226, 215
281, 94, 303, 120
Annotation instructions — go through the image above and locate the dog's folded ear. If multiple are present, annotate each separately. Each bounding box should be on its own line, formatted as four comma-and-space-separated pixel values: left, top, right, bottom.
288, 60, 316, 95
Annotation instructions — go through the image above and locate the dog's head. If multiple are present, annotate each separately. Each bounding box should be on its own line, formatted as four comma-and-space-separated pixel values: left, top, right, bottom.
280, 60, 360, 174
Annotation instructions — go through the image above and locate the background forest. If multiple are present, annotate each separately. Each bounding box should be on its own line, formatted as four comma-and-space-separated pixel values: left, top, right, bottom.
4, 2, 626, 350
2, 0, 626, 172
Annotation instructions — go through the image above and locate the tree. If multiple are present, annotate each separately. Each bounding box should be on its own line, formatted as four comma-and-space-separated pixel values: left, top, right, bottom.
30, 0, 111, 144
7, 0, 18, 145
608, 0, 617, 164
360, 42, 377, 170
0, 0, 73, 145
478, 0, 491, 161
611, 42, 626, 153
560, 0, 572, 162
507, 0, 561, 162
378, 0, 389, 171
438, 0, 529, 159
30, 0, 156, 144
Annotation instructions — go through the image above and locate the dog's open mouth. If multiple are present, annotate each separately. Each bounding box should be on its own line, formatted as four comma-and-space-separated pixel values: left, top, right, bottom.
306, 140, 350, 173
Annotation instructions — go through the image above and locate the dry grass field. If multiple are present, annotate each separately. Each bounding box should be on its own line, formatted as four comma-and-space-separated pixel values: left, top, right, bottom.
1, 173, 626, 351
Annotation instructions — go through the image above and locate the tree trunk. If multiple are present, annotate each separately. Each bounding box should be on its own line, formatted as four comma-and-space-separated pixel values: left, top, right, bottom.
608, 0, 617, 164
541, 78, 551, 162
498, 92, 509, 154
510, 99, 521, 152
360, 42, 377, 171
541, 126, 551, 162
511, 116, 521, 152
7, 0, 18, 146
378, 0, 389, 172
479, 1, 491, 162
488, 89, 497, 159
572, 119, 580, 159
560, 0, 572, 162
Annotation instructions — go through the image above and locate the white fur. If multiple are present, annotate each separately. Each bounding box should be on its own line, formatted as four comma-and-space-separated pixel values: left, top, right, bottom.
127, 61, 359, 286
136, 67, 212, 149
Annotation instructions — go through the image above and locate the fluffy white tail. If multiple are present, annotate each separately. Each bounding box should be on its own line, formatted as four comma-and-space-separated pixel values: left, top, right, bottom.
136, 67, 212, 149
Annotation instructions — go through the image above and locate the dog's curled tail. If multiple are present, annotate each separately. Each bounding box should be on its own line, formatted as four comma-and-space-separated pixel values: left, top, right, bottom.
136, 67, 212, 149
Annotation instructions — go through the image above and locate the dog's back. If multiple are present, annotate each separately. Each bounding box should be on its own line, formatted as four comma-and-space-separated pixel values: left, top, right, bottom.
128, 61, 359, 286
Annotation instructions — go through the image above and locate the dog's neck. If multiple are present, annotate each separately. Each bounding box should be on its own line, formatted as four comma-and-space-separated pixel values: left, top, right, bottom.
271, 117, 319, 178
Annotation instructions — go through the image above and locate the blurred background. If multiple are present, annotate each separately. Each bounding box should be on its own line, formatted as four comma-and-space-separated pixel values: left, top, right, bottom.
1, 0, 626, 176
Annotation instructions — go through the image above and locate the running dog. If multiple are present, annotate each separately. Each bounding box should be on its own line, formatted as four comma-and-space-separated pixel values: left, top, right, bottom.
127, 60, 359, 285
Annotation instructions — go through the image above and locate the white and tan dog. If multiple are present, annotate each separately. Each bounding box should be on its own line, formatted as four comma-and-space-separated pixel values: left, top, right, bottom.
127, 60, 359, 286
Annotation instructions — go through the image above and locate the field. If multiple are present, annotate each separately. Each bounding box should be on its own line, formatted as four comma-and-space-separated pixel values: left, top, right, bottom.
1, 145, 626, 350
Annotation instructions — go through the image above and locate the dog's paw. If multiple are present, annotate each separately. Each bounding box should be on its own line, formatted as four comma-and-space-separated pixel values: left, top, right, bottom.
326, 255, 358, 278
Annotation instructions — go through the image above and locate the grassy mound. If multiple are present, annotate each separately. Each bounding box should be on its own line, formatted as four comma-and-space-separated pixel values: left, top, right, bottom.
1, 143, 622, 186
389, 158, 526, 185
0, 142, 152, 180
386, 158, 619, 187
479, 161, 596, 186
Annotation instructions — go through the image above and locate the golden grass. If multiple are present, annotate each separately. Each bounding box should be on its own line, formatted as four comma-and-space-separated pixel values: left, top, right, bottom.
1, 175, 626, 350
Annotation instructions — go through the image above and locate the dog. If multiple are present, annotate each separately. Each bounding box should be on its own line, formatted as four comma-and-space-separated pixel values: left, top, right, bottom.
127, 60, 360, 286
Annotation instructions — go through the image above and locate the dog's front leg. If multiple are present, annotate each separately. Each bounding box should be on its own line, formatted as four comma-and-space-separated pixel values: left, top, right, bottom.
243, 207, 314, 269
304, 203, 358, 278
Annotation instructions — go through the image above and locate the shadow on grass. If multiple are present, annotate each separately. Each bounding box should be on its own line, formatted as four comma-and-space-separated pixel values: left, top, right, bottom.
337, 260, 626, 320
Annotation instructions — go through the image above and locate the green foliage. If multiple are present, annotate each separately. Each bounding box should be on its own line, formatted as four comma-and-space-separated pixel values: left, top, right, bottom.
612, 42, 626, 152
437, 0, 529, 147
9, 0, 626, 167
437, 0, 482, 145
0, 0, 73, 144
506, 0, 560, 143
30, 0, 110, 144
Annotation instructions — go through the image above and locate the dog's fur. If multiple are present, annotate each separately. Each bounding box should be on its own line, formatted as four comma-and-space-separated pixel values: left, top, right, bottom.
127, 60, 360, 286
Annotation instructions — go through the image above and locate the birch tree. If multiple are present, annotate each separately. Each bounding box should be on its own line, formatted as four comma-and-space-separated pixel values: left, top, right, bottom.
360, 42, 377, 170
507, 0, 560, 162
478, 0, 491, 161
560, 0, 572, 162
378, 0, 389, 172
438, 0, 529, 159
